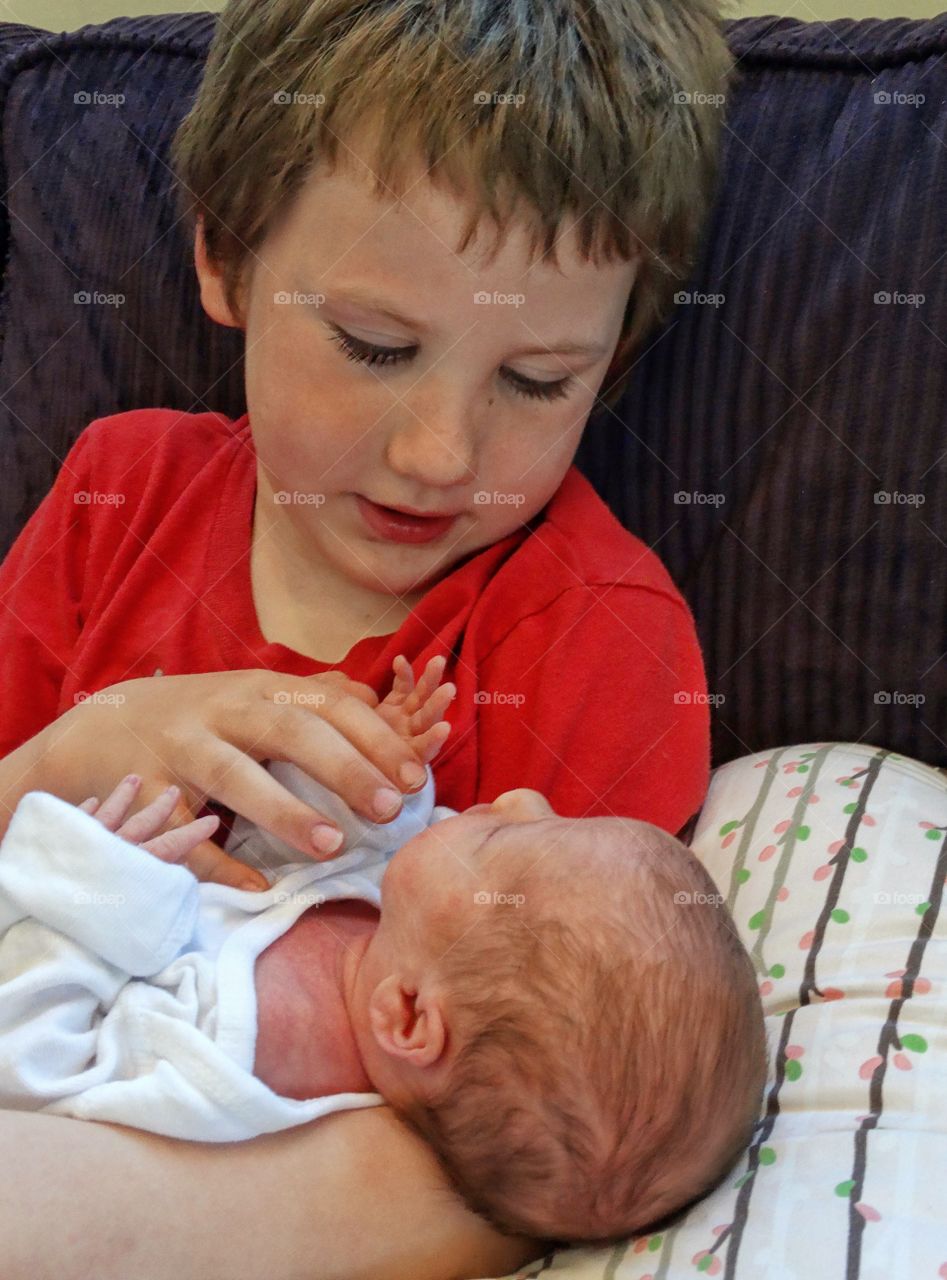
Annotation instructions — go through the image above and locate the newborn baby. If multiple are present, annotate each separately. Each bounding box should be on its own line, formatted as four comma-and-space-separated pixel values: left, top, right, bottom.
0, 658, 766, 1244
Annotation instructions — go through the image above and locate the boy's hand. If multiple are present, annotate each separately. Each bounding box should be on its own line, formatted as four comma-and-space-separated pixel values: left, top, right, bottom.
376, 654, 455, 761
77, 775, 220, 867
30, 663, 455, 891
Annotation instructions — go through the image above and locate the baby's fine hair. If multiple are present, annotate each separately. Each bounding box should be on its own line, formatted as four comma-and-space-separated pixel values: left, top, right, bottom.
170, 0, 734, 411
398, 818, 768, 1243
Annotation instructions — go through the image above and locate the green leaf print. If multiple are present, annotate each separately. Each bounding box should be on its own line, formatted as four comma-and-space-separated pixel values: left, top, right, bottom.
720, 820, 740, 836
749, 909, 767, 931
769, 963, 785, 978
759, 1148, 777, 1165
901, 1034, 928, 1053
831, 909, 850, 924
785, 1059, 803, 1082
851, 848, 868, 862
737, 868, 751, 884
835, 1180, 855, 1197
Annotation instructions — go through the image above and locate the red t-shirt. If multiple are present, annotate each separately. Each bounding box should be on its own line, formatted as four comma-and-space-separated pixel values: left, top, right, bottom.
0, 409, 710, 834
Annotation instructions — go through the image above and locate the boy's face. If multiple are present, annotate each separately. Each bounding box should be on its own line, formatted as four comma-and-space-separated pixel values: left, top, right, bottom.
195, 128, 639, 602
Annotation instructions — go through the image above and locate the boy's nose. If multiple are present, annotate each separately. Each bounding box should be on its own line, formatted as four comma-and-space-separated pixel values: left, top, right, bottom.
386, 403, 477, 488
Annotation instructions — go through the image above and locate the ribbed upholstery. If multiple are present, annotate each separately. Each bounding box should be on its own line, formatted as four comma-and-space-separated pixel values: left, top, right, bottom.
0, 11, 944, 767
577, 13, 947, 767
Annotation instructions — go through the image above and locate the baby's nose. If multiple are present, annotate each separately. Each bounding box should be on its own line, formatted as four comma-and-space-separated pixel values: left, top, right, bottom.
492, 788, 554, 820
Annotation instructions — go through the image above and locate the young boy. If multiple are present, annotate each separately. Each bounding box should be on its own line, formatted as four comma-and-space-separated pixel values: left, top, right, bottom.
0, 0, 732, 893
0, 661, 765, 1247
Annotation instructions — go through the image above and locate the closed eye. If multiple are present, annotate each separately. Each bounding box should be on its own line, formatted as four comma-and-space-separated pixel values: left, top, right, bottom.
326, 323, 575, 403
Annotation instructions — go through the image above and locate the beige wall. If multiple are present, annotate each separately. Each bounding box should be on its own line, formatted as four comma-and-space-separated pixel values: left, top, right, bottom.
5, 0, 947, 28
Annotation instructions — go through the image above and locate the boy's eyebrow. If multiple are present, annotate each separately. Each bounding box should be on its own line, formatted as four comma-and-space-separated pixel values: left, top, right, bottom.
323, 285, 608, 358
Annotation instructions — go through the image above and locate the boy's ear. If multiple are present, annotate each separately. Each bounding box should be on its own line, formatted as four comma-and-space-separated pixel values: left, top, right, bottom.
369, 973, 448, 1070
193, 213, 246, 330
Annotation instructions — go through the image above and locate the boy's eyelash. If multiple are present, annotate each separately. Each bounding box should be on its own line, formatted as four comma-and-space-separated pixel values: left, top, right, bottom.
326, 323, 574, 403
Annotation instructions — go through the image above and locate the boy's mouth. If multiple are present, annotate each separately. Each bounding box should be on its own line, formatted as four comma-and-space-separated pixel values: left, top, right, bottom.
355, 494, 459, 544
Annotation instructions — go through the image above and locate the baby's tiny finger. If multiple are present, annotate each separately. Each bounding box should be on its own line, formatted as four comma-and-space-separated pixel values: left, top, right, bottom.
414, 655, 447, 703
409, 682, 456, 732
93, 774, 143, 831
78, 797, 101, 814
418, 720, 452, 763
141, 814, 220, 864
394, 654, 418, 698
114, 785, 180, 844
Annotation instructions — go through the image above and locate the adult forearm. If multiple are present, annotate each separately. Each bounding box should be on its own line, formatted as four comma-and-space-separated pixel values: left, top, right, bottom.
0, 1106, 548, 1280
0, 727, 45, 841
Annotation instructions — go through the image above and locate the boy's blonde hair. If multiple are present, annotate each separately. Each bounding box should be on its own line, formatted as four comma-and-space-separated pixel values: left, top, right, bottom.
170, 0, 735, 411
397, 821, 767, 1243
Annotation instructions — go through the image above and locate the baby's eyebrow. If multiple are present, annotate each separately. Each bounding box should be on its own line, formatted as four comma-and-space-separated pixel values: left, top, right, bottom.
477, 824, 506, 854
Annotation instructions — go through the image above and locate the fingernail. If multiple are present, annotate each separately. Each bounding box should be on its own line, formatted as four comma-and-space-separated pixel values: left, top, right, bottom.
125, 774, 141, 786
239, 875, 267, 892
164, 784, 179, 798
372, 787, 402, 819
311, 823, 343, 854
400, 762, 427, 790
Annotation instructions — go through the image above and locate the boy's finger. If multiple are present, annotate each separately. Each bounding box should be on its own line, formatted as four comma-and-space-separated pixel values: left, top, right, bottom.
77, 797, 101, 814
183, 837, 270, 891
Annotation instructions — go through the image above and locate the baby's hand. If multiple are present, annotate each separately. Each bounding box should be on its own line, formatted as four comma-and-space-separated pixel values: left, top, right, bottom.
77, 774, 221, 866
377, 655, 455, 764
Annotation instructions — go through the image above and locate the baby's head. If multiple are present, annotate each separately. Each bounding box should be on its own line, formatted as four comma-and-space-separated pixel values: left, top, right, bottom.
353, 791, 767, 1243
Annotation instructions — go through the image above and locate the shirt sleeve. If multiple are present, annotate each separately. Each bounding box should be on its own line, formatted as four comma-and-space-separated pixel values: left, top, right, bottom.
474, 584, 711, 835
0, 791, 199, 976
0, 427, 96, 758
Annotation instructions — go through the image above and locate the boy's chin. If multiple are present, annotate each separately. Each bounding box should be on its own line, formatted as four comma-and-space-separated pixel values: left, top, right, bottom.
353, 548, 462, 595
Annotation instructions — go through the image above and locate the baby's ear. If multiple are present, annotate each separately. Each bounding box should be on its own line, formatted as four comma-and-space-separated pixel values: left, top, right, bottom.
369, 974, 448, 1069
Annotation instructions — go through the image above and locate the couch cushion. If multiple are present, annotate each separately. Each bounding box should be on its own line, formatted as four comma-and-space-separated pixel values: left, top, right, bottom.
0, 13, 945, 766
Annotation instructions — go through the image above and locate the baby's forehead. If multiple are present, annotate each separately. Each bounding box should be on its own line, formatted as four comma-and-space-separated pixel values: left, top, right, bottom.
494, 814, 664, 886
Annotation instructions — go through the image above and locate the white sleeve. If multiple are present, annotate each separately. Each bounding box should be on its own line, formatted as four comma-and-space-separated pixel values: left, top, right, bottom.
0, 791, 199, 976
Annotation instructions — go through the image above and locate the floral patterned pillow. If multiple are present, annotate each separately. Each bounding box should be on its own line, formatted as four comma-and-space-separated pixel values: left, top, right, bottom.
516, 742, 947, 1280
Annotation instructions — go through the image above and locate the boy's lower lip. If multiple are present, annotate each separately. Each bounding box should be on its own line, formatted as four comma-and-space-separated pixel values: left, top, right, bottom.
355, 495, 458, 544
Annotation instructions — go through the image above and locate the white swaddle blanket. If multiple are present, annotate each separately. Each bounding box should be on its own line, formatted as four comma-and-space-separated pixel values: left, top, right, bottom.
0, 764, 455, 1141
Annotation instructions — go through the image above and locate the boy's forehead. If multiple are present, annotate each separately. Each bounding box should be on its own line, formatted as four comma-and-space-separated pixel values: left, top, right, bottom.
293, 129, 639, 292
